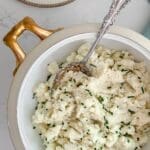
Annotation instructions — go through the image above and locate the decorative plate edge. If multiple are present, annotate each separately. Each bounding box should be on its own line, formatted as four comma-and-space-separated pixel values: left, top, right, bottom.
18, 0, 75, 8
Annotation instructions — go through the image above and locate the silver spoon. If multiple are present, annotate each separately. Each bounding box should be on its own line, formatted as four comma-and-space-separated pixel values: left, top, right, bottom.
53, 0, 131, 88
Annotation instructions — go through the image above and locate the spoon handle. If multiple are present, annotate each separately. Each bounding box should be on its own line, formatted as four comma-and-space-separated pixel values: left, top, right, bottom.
82, 0, 131, 63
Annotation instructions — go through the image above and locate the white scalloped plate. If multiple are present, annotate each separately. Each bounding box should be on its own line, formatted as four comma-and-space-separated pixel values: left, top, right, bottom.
18, 0, 75, 7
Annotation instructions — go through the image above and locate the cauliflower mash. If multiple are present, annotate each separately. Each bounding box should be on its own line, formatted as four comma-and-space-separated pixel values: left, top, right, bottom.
32, 44, 150, 150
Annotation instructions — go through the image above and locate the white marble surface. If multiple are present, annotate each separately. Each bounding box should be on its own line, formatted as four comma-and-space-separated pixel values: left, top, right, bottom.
0, 0, 150, 149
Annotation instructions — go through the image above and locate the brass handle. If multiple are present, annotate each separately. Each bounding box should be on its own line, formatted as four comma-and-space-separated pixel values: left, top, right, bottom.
3, 17, 62, 75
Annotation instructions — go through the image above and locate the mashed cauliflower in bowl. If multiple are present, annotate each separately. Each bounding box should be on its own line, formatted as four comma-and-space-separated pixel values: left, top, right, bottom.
32, 43, 150, 150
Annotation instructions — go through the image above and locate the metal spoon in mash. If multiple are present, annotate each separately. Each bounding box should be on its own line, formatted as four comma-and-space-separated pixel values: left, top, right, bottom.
53, 0, 131, 88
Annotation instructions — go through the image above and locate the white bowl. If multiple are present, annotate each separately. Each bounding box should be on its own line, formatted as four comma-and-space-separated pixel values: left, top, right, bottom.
7, 24, 150, 150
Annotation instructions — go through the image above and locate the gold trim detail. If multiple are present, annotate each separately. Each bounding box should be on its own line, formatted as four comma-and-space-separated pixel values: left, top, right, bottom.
3, 17, 62, 75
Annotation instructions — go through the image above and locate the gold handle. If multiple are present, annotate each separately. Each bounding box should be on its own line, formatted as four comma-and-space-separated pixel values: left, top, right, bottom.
3, 17, 62, 75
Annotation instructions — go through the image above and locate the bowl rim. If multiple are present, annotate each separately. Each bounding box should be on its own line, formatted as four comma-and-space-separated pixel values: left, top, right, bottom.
7, 23, 150, 150
18, 0, 75, 8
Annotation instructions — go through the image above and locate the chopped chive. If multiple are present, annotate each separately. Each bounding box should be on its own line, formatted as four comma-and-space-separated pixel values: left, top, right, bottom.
73, 79, 76, 83
104, 116, 108, 124
104, 116, 109, 129
33, 126, 36, 129
47, 123, 51, 126
123, 133, 132, 138
127, 96, 135, 98
42, 101, 46, 105
119, 124, 124, 130
120, 54, 124, 59
107, 86, 112, 89
69, 78, 72, 82
103, 105, 113, 115
46, 74, 52, 81
32, 93, 36, 99
81, 102, 84, 106
64, 91, 70, 94
85, 89, 92, 96
128, 109, 135, 114
141, 87, 144, 93
134, 147, 138, 150
119, 122, 130, 130
121, 121, 131, 126
121, 69, 128, 72
52, 124, 56, 127
90, 64, 96, 67
97, 96, 104, 103
77, 82, 83, 87
59, 62, 64, 68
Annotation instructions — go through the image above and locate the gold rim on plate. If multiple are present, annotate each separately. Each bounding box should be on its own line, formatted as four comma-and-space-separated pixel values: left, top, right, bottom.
18, 0, 75, 8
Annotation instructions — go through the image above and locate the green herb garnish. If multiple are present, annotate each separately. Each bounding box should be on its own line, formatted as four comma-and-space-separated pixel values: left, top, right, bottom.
103, 105, 113, 115
97, 96, 104, 103
46, 74, 52, 81
120, 54, 124, 59
59, 62, 64, 68
32, 93, 36, 99
121, 121, 131, 126
85, 89, 92, 96
90, 64, 96, 67
107, 86, 112, 89
128, 109, 135, 114
141, 87, 144, 93
123, 133, 132, 138
77, 82, 83, 87
81, 102, 84, 106
121, 69, 128, 72
73, 79, 76, 83
52, 124, 56, 127
42, 101, 46, 105
127, 96, 135, 98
